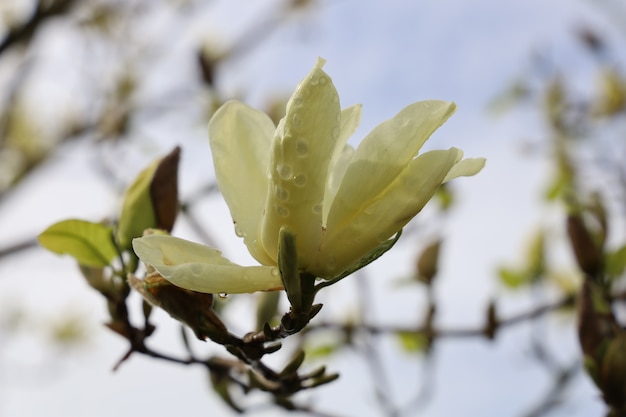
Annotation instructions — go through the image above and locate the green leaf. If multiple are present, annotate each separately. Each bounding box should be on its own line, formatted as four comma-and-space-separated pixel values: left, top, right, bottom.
397, 331, 429, 353
498, 267, 531, 289
116, 147, 180, 250
606, 245, 626, 278
39, 219, 118, 267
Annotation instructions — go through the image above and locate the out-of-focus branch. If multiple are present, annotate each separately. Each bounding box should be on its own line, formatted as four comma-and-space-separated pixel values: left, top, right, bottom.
307, 294, 576, 340
0, 0, 78, 57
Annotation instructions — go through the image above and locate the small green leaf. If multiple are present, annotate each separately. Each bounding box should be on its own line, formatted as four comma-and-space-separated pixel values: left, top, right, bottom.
39, 219, 118, 267
498, 267, 530, 289
606, 245, 626, 278
397, 331, 429, 353
117, 147, 180, 250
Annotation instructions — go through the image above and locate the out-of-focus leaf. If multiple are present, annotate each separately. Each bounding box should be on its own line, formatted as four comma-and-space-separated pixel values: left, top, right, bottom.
606, 245, 626, 278
256, 291, 281, 331
498, 267, 530, 289
116, 147, 180, 250
435, 183, 454, 211
306, 343, 339, 360
416, 239, 441, 285
209, 368, 243, 413
396, 331, 429, 353
39, 219, 118, 267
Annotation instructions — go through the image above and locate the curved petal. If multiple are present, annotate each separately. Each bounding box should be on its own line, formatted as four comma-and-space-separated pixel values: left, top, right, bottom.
323, 105, 361, 224
326, 100, 456, 233
443, 157, 486, 182
315, 149, 461, 278
133, 235, 283, 294
209, 101, 275, 265
261, 58, 341, 268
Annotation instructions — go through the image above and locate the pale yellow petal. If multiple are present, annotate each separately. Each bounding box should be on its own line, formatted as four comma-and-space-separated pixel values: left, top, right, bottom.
443, 157, 486, 183
326, 100, 456, 234
314, 149, 461, 278
261, 57, 341, 268
323, 105, 361, 224
132, 235, 283, 294
209, 101, 274, 265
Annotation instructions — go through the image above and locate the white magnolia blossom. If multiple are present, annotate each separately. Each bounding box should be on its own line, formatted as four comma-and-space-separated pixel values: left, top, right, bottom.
133, 58, 485, 294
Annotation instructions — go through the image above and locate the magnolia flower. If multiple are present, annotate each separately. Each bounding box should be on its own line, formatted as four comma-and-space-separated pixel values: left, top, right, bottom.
133, 58, 485, 294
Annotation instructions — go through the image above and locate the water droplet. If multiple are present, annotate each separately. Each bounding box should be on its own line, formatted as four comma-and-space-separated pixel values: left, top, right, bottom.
218, 292, 229, 299
332, 126, 340, 139
293, 97, 303, 106
274, 185, 289, 201
295, 139, 308, 156
271, 267, 280, 276
190, 264, 203, 276
312, 203, 322, 214
294, 174, 307, 187
310, 75, 319, 85
319, 76, 327, 85
234, 224, 246, 237
277, 164, 292, 179
292, 114, 302, 130
276, 205, 289, 217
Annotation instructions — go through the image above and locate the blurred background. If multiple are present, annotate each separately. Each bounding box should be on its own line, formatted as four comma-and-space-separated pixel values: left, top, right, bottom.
1, 0, 626, 416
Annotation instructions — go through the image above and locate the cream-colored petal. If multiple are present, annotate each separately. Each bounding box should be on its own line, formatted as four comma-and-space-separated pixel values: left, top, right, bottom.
323, 143, 355, 225
132, 235, 283, 294
326, 101, 456, 233
314, 149, 461, 278
323, 105, 361, 224
443, 157, 486, 183
209, 101, 275, 265
261, 58, 341, 268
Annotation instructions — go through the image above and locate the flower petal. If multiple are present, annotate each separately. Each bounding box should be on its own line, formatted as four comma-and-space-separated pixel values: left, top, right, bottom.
316, 148, 461, 278
443, 157, 486, 182
261, 58, 341, 268
209, 101, 275, 265
323, 105, 361, 224
133, 235, 283, 294
326, 100, 456, 233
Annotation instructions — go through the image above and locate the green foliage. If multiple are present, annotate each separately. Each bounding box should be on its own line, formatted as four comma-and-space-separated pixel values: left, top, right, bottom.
38, 219, 118, 267
605, 245, 626, 278
396, 331, 429, 353
498, 230, 545, 289
116, 147, 180, 250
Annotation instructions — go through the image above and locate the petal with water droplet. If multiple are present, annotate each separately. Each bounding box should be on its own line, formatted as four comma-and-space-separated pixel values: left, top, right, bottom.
261, 57, 341, 268
133, 235, 283, 294
209, 101, 275, 265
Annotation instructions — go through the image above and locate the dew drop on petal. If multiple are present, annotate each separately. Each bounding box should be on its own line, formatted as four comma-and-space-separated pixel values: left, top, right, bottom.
292, 114, 302, 130
276, 205, 289, 217
310, 75, 319, 85
274, 185, 289, 201
218, 292, 229, 299
190, 264, 203, 277
312, 203, 322, 214
295, 139, 308, 156
271, 267, 280, 276
319, 76, 327, 85
294, 174, 307, 187
234, 224, 246, 237
277, 164, 292, 179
